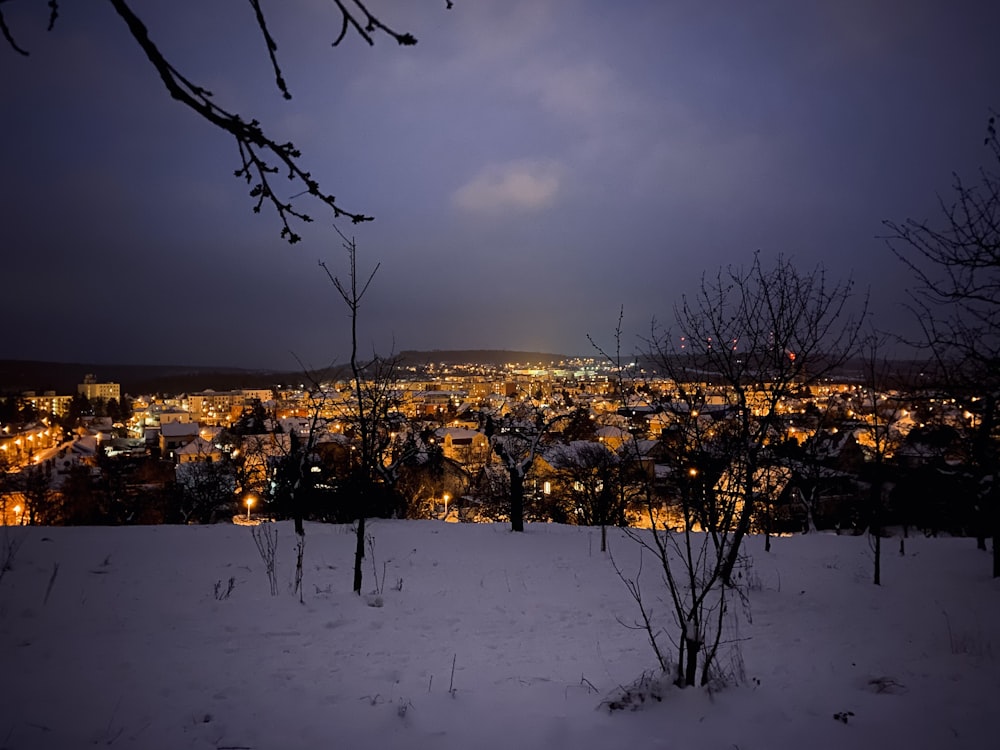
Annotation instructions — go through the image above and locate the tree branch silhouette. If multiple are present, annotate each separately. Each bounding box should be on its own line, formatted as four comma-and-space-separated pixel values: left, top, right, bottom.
2, 0, 454, 241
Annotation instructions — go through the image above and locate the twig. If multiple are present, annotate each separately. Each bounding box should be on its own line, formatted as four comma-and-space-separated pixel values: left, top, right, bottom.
0, 526, 25, 583
449, 653, 457, 697
942, 608, 955, 652
294, 534, 305, 604
43, 562, 60, 605
104, 697, 123, 745
106, 0, 374, 242
251, 524, 279, 596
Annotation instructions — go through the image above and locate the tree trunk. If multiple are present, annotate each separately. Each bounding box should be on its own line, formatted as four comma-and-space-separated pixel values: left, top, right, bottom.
683, 637, 700, 687
992, 479, 999, 578
292, 474, 305, 536
872, 478, 882, 586
721, 491, 755, 584
993, 529, 999, 579
510, 470, 524, 532
353, 514, 366, 594
874, 530, 881, 585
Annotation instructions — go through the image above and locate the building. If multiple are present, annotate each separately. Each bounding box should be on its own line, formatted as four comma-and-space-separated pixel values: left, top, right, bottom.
21, 391, 73, 418
187, 389, 272, 426
160, 421, 201, 460
158, 406, 191, 425
175, 435, 223, 464
78, 374, 121, 404
434, 426, 490, 467
0, 423, 59, 467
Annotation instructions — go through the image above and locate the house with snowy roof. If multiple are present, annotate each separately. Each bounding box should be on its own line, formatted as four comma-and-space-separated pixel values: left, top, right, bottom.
175, 435, 222, 464
159, 421, 201, 460
434, 426, 490, 467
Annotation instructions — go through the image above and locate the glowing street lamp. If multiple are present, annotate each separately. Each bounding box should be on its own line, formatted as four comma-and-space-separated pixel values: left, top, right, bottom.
246, 495, 255, 521
443, 493, 450, 519
13, 505, 21, 525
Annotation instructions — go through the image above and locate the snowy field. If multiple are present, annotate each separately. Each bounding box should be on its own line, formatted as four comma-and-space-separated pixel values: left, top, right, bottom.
0, 520, 996, 750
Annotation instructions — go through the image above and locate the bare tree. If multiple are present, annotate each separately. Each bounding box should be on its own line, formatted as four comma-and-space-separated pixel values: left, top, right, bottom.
593, 259, 863, 688
395, 447, 469, 520
856, 333, 912, 582
591, 311, 735, 688
486, 400, 567, 533
281, 376, 335, 536
548, 440, 626, 552
783, 398, 858, 535
221, 428, 286, 512
14, 461, 58, 525
885, 115, 1000, 577
2, 1, 454, 241
0, 449, 17, 523
650, 253, 864, 583
175, 457, 237, 524
320, 229, 416, 593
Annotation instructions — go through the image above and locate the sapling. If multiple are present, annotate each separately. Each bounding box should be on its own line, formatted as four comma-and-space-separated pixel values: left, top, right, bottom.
251, 523, 279, 596
0, 526, 24, 584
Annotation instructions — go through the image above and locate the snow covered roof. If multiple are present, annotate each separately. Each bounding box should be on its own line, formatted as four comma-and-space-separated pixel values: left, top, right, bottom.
174, 436, 218, 456
160, 421, 201, 438
595, 425, 631, 440
435, 427, 482, 441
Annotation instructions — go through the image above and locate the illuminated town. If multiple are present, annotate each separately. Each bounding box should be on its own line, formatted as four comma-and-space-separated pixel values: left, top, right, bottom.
0, 354, 980, 535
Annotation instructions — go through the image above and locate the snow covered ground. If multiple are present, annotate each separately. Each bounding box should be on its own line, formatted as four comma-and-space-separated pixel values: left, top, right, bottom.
0, 521, 996, 749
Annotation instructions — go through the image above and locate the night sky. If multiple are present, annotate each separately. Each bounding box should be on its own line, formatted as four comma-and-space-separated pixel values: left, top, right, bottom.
2, 1, 997, 370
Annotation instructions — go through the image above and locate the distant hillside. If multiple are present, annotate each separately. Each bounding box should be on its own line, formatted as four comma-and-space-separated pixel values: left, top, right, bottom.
397, 350, 572, 366
0, 351, 578, 397
0, 360, 325, 397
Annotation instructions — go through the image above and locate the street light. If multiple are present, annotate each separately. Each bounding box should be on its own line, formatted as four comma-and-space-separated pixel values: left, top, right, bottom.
443, 493, 450, 519
246, 495, 255, 521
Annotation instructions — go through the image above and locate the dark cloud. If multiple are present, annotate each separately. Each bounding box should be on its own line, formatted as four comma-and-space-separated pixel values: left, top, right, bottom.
1, 0, 997, 368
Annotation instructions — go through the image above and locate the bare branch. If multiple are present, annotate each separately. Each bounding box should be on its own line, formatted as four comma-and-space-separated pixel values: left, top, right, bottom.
330, 0, 418, 47
106, 0, 374, 242
247, 0, 291, 99
6, 2, 459, 237
0, 3, 29, 55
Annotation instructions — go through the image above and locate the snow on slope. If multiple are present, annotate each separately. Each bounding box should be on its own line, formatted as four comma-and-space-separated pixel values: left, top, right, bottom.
0, 521, 996, 749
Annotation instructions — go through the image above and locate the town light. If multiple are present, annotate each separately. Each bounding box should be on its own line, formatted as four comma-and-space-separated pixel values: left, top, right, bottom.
443, 494, 450, 519
246, 495, 255, 520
